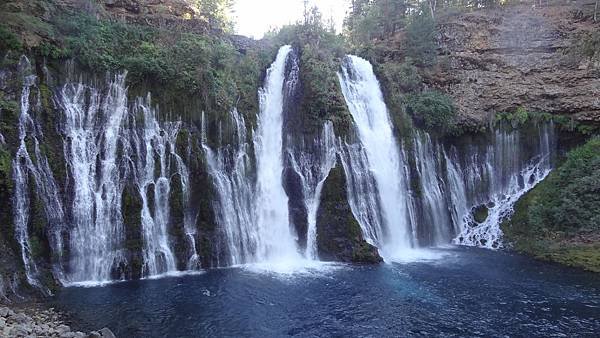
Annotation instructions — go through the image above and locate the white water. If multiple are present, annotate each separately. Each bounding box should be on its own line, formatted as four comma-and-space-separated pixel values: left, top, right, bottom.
205, 46, 311, 269
337, 140, 384, 246
288, 121, 337, 259
412, 132, 454, 245
203, 109, 257, 266
252, 45, 303, 264
60, 74, 129, 284
338, 55, 414, 259
59, 75, 194, 284
12, 57, 65, 293
130, 96, 180, 276
450, 124, 555, 248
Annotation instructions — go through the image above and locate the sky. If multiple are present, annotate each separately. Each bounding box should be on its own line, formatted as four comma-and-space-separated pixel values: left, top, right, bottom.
233, 0, 350, 39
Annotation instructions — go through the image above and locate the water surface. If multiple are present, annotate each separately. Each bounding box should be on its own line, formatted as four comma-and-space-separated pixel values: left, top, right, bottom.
54, 247, 600, 337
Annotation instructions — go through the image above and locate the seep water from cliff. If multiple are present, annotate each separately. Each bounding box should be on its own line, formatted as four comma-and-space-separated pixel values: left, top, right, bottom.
12, 56, 66, 294
287, 121, 337, 260
57, 73, 195, 286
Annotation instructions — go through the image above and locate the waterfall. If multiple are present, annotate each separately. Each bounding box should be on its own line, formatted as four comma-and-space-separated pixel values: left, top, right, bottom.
338, 55, 414, 259
412, 132, 454, 245
59, 75, 195, 283
130, 96, 180, 277
60, 74, 129, 284
175, 134, 198, 270
287, 122, 337, 260
203, 109, 256, 266
12, 57, 66, 293
450, 124, 555, 248
337, 140, 384, 246
204, 46, 305, 267
252, 45, 302, 263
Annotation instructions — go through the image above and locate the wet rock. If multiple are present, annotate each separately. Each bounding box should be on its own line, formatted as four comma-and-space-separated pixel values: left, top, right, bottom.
0, 307, 8, 317
9, 324, 29, 337
316, 163, 383, 263
88, 331, 102, 338
56, 324, 71, 334
99, 327, 117, 338
12, 312, 31, 324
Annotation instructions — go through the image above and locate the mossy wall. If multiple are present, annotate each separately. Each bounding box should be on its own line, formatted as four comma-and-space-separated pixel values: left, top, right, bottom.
502, 137, 600, 272
316, 159, 382, 264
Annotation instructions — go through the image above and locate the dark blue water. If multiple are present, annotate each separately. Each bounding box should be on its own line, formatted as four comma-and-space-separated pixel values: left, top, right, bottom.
54, 248, 600, 337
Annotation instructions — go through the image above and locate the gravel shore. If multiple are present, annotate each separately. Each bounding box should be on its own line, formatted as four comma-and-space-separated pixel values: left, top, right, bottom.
0, 304, 116, 338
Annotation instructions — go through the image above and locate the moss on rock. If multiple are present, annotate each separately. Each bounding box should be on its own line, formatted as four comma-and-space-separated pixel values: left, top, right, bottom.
502, 137, 600, 273
316, 160, 382, 264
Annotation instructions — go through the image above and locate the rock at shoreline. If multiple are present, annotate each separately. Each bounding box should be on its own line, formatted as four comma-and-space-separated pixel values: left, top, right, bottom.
0, 305, 117, 338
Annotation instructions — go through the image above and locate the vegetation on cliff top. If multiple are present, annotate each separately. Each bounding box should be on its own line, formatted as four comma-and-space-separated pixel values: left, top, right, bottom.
502, 137, 600, 272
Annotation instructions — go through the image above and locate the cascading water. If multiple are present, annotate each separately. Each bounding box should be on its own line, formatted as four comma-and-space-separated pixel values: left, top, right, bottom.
60, 75, 195, 283
287, 122, 337, 260
337, 55, 557, 255
203, 109, 256, 265
253, 45, 302, 263
12, 57, 66, 293
337, 140, 384, 246
59, 74, 129, 284
130, 96, 180, 277
204, 46, 307, 267
450, 123, 556, 248
338, 55, 414, 258
174, 134, 199, 270
412, 132, 454, 245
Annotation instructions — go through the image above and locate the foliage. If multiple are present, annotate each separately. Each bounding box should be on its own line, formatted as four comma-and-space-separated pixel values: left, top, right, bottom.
406, 90, 456, 134
344, 0, 409, 45
193, 0, 235, 32
496, 109, 599, 135
568, 30, 600, 62
503, 137, 600, 272
381, 58, 422, 94
530, 137, 600, 233
0, 25, 22, 52
404, 5, 437, 67
54, 12, 268, 120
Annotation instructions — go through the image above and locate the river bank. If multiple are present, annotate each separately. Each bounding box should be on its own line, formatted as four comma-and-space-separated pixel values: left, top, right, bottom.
0, 303, 116, 338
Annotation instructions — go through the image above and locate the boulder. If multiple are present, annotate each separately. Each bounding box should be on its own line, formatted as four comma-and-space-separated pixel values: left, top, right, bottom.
99, 327, 117, 338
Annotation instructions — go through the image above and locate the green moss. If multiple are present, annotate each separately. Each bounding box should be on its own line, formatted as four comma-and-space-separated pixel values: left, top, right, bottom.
0, 25, 22, 52
502, 137, 600, 272
495, 110, 598, 135
406, 90, 457, 135
122, 186, 143, 252
473, 204, 489, 223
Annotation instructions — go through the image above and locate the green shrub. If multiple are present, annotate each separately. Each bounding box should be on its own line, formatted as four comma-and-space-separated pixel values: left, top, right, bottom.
404, 6, 437, 67
0, 26, 22, 52
406, 90, 456, 134
529, 137, 600, 233
381, 58, 422, 94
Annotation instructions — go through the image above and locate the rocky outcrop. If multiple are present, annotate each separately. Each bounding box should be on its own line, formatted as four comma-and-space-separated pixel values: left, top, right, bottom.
316, 162, 382, 264
433, 4, 600, 127
0, 305, 116, 338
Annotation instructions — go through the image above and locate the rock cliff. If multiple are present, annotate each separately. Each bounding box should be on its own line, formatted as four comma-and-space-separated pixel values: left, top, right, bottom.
432, 4, 600, 127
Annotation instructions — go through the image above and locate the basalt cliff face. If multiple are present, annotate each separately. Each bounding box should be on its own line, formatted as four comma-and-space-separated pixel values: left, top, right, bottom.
432, 4, 600, 127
